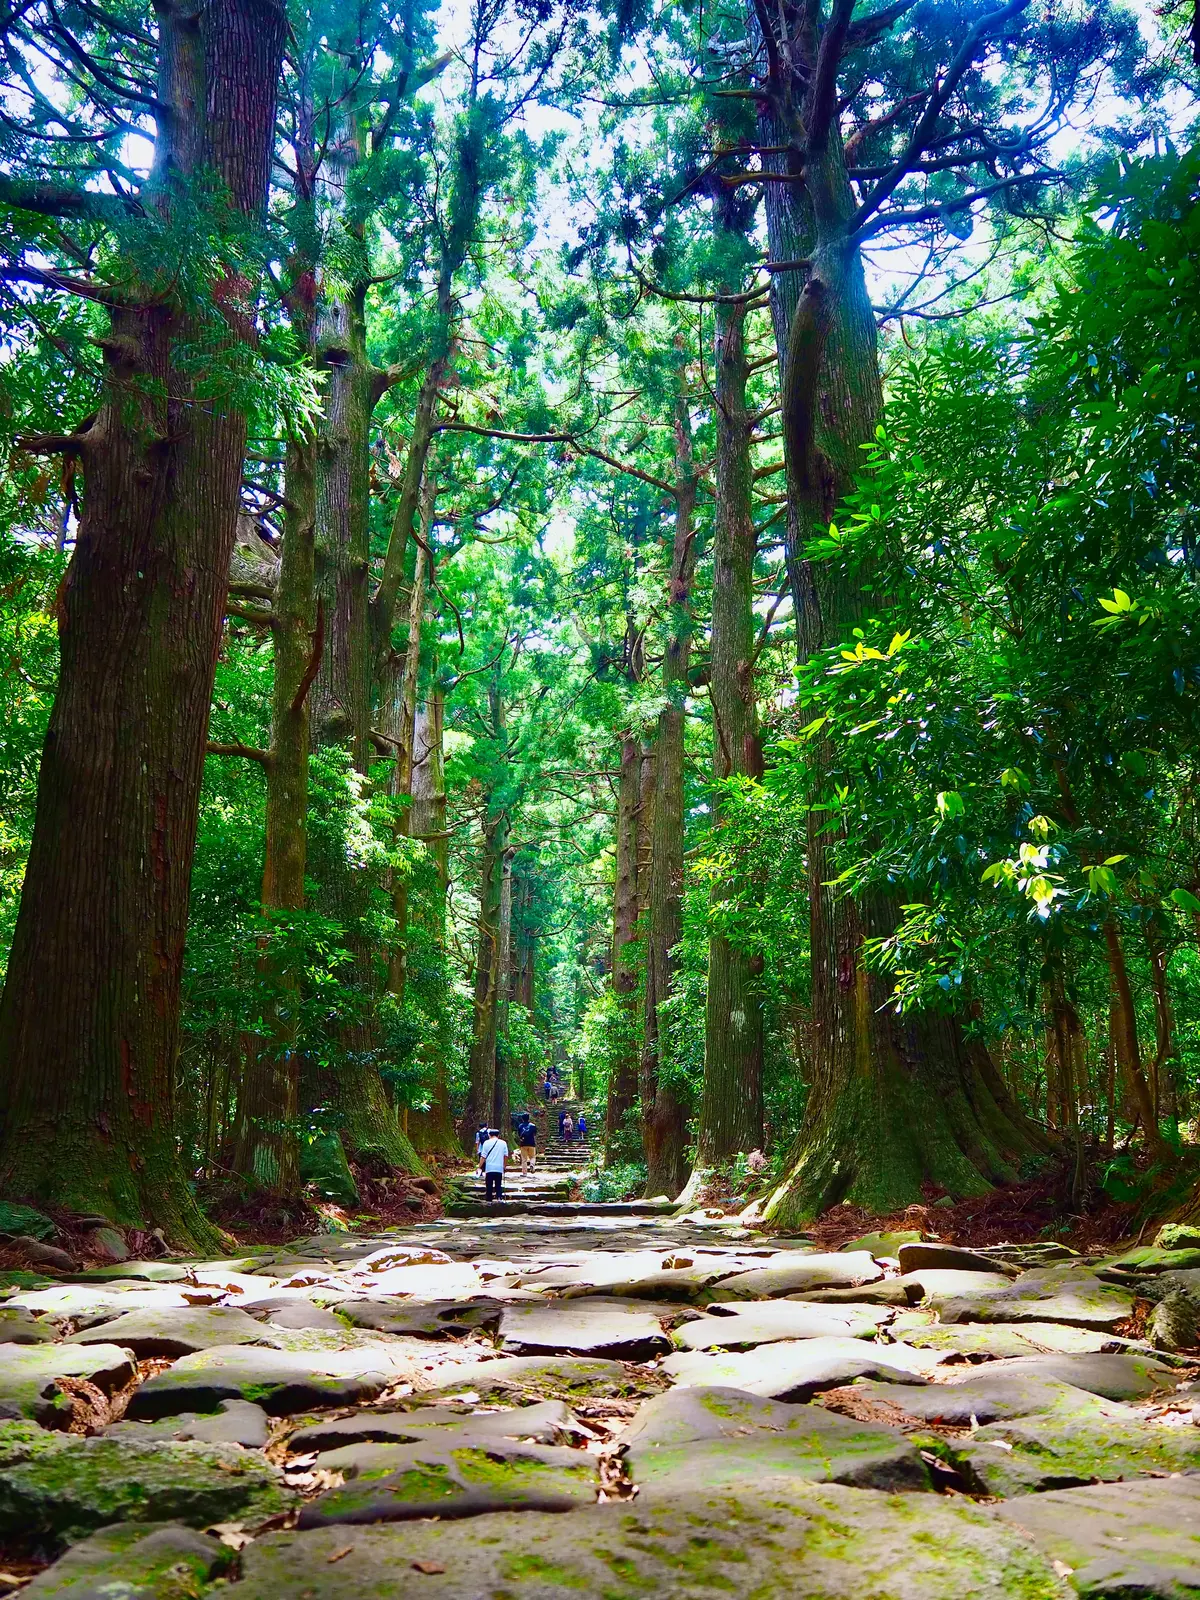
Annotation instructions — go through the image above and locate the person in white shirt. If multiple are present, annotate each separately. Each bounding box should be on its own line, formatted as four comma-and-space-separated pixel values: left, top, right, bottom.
479, 1128, 508, 1201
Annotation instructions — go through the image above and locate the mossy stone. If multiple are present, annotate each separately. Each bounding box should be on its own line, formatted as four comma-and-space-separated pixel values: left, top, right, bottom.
300, 1133, 359, 1207
233, 1483, 1070, 1597
0, 1203, 57, 1242
0, 1436, 292, 1551
23, 1520, 235, 1597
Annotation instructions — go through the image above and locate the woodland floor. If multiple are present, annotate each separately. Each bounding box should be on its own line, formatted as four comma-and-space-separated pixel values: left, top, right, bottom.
1, 1142, 1199, 1598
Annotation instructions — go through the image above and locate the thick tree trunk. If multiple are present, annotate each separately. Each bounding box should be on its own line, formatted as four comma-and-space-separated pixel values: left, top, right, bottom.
301, 89, 423, 1180
698, 296, 765, 1164
496, 844, 515, 1131
605, 734, 642, 1162
407, 687, 460, 1156
640, 405, 697, 1200
382, 522, 428, 1007
232, 432, 317, 1197
755, 47, 1046, 1223
464, 805, 507, 1138
0, 0, 286, 1247
1103, 919, 1168, 1161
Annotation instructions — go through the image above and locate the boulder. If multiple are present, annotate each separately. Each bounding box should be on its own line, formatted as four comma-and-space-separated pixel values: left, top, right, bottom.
105, 1400, 272, 1450
887, 1314, 1112, 1359
993, 1474, 1200, 1597
67, 1306, 269, 1359
231, 1482, 1067, 1598
0, 1343, 136, 1427
295, 1437, 597, 1526
85, 1229, 129, 1266
0, 1204, 56, 1242
1154, 1223, 1200, 1252
299, 1132, 359, 1207
621, 1384, 930, 1497
23, 1521, 235, 1598
242, 1296, 347, 1331
840, 1231, 922, 1257
842, 1372, 1100, 1426
937, 1266, 1134, 1330
336, 1298, 501, 1337
72, 1264, 189, 1283
497, 1300, 670, 1360
707, 1252, 884, 1301
896, 1243, 1019, 1277
672, 1301, 892, 1351
422, 1355, 635, 1399
289, 1399, 577, 1455
953, 1396, 1200, 1497
955, 1352, 1178, 1403
661, 1337, 938, 1401
0, 1433, 291, 1549
126, 1345, 412, 1420
0, 1306, 57, 1346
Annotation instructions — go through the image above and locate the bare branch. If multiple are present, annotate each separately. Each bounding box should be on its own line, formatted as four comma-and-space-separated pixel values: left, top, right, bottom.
206, 740, 271, 764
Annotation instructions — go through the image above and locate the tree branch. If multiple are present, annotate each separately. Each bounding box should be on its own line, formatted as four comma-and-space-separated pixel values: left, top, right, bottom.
290, 596, 324, 715
0, 173, 139, 223
206, 740, 271, 764
849, 0, 1033, 234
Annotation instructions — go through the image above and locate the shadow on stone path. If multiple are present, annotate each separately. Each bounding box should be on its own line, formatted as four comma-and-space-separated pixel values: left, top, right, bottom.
2, 1184, 1199, 1597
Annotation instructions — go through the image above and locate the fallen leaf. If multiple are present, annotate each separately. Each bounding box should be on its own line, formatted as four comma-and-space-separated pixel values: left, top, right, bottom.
412, 1560, 445, 1574
327, 1546, 354, 1564
210, 1522, 254, 1551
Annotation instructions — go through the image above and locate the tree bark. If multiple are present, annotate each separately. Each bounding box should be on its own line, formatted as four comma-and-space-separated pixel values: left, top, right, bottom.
753, 9, 1047, 1223
464, 802, 508, 1138
406, 686, 460, 1155
232, 435, 317, 1197
1103, 919, 1169, 1161
698, 294, 765, 1163
0, 0, 286, 1247
605, 733, 643, 1162
640, 402, 697, 1200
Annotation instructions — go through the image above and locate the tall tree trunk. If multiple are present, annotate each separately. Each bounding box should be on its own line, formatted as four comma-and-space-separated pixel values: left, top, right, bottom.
640, 404, 697, 1199
1103, 919, 1169, 1160
697, 294, 764, 1164
464, 805, 507, 1138
293, 66, 422, 1180
382, 507, 429, 1007
232, 434, 318, 1197
605, 734, 643, 1162
0, 0, 286, 1247
496, 844, 515, 1131
753, 28, 1046, 1224
407, 686, 460, 1155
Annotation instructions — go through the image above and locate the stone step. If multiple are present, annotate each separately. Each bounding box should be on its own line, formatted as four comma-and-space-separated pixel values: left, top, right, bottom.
445, 1198, 678, 1219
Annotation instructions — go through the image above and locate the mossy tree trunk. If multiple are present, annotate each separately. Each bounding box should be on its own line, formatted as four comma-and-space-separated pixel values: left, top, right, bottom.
640, 402, 697, 1200
0, 0, 286, 1248
407, 686, 461, 1156
697, 291, 765, 1164
748, 10, 1051, 1224
605, 733, 643, 1162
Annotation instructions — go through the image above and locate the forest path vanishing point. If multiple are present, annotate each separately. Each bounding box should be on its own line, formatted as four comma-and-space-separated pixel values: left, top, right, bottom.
2, 1147, 1200, 1598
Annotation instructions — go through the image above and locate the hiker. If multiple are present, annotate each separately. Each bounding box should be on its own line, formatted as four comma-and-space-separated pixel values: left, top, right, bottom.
577, 1112, 587, 1142
562, 1112, 574, 1144
518, 1115, 537, 1172
479, 1127, 508, 1202
474, 1125, 488, 1161
542, 1076, 552, 1103
558, 1106, 567, 1138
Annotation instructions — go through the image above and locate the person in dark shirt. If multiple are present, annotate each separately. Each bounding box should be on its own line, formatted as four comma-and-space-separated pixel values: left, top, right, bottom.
518, 1116, 537, 1172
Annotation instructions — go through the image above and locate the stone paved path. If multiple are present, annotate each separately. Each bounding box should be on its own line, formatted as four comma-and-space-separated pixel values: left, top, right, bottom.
3, 1165, 1200, 1598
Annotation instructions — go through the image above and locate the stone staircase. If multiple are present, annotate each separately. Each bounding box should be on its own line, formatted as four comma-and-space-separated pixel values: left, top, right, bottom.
446, 1108, 671, 1218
